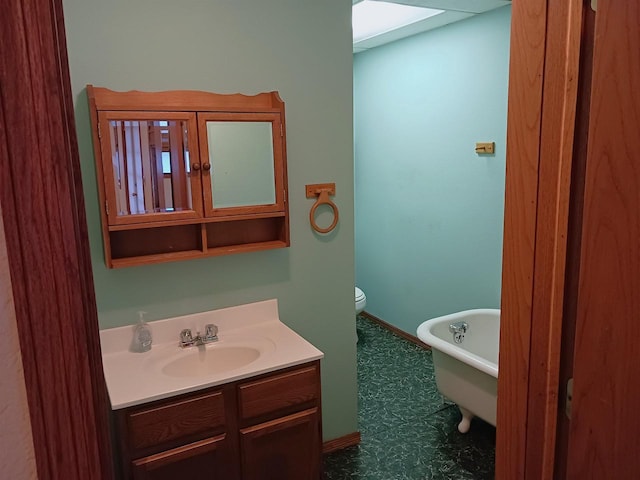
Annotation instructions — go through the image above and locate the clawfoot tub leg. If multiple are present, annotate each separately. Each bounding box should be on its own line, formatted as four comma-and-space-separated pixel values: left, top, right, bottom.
457, 407, 473, 433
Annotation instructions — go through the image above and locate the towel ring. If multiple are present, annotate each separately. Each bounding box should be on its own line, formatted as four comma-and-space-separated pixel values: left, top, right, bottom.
306, 183, 339, 234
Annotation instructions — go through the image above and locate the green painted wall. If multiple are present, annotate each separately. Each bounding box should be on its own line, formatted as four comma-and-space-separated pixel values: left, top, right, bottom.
354, 6, 511, 334
63, 0, 357, 441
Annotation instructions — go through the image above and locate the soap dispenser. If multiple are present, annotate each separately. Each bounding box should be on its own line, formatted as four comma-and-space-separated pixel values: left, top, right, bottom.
133, 311, 152, 352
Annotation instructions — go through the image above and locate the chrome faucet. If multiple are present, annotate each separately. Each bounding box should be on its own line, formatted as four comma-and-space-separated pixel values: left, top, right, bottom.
449, 321, 468, 344
180, 324, 218, 348
449, 321, 468, 334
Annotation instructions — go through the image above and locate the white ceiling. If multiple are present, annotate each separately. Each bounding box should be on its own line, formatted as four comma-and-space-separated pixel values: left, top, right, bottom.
353, 0, 511, 53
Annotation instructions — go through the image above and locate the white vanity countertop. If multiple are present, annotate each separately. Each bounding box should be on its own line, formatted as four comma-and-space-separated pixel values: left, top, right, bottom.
100, 299, 324, 410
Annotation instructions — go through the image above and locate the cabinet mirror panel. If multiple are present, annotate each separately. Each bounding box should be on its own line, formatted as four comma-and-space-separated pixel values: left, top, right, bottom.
205, 121, 276, 209
107, 119, 194, 217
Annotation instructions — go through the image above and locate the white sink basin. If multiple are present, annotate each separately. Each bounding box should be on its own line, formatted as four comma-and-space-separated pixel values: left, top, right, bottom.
149, 334, 277, 379
161, 345, 261, 377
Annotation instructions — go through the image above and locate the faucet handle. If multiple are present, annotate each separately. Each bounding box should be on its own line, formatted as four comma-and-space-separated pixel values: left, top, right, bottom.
180, 328, 194, 347
204, 324, 218, 341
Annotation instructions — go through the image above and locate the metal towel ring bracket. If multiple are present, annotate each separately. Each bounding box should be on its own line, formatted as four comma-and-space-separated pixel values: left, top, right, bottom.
305, 183, 339, 234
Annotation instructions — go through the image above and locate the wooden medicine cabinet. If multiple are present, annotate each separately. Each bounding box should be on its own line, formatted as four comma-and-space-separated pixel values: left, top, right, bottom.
87, 86, 289, 268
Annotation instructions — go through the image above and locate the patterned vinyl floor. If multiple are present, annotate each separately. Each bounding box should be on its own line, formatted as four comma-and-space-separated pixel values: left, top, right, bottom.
323, 315, 495, 480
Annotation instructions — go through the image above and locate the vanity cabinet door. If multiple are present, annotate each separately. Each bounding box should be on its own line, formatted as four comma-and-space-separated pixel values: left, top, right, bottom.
239, 408, 321, 480
131, 434, 237, 480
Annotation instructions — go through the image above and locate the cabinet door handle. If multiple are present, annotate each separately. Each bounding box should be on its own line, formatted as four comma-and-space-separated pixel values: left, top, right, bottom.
203, 163, 211, 172
192, 163, 201, 171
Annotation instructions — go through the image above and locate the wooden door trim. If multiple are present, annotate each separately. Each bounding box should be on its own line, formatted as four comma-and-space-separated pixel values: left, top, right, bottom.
0, 0, 114, 478
497, 0, 583, 479
497, 0, 548, 475
525, 0, 583, 477
554, 6, 597, 478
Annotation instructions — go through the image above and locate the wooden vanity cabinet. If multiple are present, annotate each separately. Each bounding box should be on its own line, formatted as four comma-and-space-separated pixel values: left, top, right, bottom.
113, 361, 322, 480
87, 86, 290, 268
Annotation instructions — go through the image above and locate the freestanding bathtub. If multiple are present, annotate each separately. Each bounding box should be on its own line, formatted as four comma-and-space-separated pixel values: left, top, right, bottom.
416, 309, 499, 433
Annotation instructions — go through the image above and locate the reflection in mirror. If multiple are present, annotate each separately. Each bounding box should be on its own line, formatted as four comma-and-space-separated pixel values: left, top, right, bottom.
109, 120, 193, 216
206, 121, 276, 209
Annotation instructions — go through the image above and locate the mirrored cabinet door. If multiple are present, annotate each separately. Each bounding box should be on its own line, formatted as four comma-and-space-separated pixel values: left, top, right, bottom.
197, 112, 285, 217
98, 111, 203, 225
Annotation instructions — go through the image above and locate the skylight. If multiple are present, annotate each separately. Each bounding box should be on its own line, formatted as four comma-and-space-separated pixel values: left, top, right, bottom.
352, 1, 445, 44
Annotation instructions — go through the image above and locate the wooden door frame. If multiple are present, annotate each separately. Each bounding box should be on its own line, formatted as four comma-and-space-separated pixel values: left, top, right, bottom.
1, 0, 583, 478
0, 0, 113, 478
497, 0, 585, 479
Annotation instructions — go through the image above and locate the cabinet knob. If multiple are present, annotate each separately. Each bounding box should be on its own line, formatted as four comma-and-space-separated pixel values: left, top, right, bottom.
192, 163, 201, 171
203, 163, 212, 172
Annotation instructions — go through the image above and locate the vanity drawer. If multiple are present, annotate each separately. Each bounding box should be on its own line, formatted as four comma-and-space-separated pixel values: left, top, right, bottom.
126, 390, 226, 451
238, 363, 319, 422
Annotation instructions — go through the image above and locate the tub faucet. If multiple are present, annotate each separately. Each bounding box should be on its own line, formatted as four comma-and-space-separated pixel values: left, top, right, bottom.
449, 321, 468, 334
449, 321, 468, 344
180, 324, 218, 348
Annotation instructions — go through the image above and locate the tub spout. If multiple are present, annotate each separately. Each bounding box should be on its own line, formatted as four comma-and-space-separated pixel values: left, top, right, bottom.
449, 321, 468, 344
